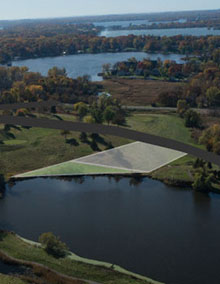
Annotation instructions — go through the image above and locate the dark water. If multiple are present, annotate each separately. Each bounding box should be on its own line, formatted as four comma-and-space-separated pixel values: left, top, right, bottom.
0, 261, 29, 275
0, 176, 220, 284
100, 27, 220, 37
12, 52, 184, 81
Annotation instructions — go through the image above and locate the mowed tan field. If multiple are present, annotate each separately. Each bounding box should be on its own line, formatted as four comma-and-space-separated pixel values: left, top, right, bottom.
100, 79, 184, 105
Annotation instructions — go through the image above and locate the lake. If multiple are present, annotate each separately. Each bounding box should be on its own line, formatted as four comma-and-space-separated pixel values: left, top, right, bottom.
94, 19, 186, 28
100, 27, 220, 37
12, 52, 184, 81
1, 176, 220, 284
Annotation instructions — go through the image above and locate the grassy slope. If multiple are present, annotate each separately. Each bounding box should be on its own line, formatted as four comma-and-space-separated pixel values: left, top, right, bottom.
127, 113, 196, 145
0, 232, 162, 284
0, 123, 130, 178
0, 112, 199, 179
0, 274, 26, 284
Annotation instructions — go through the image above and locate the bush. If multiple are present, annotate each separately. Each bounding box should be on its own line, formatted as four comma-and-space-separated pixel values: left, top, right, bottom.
39, 232, 68, 258
177, 99, 189, 117
184, 110, 201, 128
192, 173, 213, 193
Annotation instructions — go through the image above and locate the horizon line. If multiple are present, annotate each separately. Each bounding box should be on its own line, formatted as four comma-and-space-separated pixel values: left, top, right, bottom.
0, 8, 220, 22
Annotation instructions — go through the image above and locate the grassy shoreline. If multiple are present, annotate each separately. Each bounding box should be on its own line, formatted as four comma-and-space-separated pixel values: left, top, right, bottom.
0, 231, 163, 284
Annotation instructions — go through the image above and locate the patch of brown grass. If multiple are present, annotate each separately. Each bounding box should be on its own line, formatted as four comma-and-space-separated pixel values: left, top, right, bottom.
100, 78, 184, 106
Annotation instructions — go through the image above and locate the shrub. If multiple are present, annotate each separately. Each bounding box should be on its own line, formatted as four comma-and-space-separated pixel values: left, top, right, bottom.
39, 232, 68, 258
184, 110, 201, 128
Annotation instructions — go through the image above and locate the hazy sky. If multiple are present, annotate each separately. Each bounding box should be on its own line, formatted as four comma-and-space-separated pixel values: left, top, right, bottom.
0, 0, 219, 20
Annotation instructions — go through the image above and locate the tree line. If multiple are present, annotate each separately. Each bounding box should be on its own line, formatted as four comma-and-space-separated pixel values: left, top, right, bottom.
0, 66, 99, 104
1, 33, 220, 64
103, 57, 201, 81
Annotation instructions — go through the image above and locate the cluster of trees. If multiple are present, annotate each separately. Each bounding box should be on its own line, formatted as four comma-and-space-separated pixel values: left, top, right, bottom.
155, 50, 220, 108
192, 159, 219, 193
184, 65, 220, 107
199, 124, 220, 154
74, 94, 127, 126
177, 100, 202, 128
103, 57, 201, 81
1, 33, 220, 64
0, 23, 100, 38
0, 66, 99, 104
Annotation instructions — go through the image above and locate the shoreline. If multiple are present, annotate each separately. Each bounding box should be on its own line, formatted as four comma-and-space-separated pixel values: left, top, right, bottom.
0, 230, 163, 284
9, 171, 220, 194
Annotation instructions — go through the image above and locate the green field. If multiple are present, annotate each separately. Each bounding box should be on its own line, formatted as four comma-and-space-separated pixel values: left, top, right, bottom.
16, 161, 131, 178
127, 113, 197, 146
0, 232, 162, 284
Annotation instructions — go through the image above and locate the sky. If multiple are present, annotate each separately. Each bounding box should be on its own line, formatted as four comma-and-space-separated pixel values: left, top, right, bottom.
0, 0, 219, 20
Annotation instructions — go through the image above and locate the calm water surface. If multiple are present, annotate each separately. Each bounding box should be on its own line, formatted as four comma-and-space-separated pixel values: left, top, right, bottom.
0, 176, 220, 284
12, 52, 184, 81
100, 27, 220, 37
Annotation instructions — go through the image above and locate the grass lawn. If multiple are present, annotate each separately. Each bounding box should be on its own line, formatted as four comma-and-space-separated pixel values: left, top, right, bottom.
0, 232, 162, 284
127, 113, 197, 146
16, 161, 131, 178
150, 155, 195, 184
0, 274, 26, 284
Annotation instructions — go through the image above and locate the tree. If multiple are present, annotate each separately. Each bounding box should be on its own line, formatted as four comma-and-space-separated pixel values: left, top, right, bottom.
206, 87, 220, 107
177, 100, 189, 117
79, 132, 88, 143
102, 63, 111, 75
192, 172, 213, 193
193, 158, 206, 169
199, 124, 220, 153
103, 106, 116, 125
39, 232, 68, 258
90, 105, 103, 124
74, 102, 88, 120
48, 67, 67, 77
112, 111, 126, 126
184, 110, 201, 128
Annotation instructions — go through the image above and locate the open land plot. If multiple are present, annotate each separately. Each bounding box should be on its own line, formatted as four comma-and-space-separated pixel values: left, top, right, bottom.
75, 142, 186, 173
100, 79, 184, 106
15, 141, 186, 178
1, 112, 196, 179
14, 160, 131, 178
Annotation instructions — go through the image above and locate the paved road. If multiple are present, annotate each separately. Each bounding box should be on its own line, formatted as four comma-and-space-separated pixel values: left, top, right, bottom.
0, 114, 220, 167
